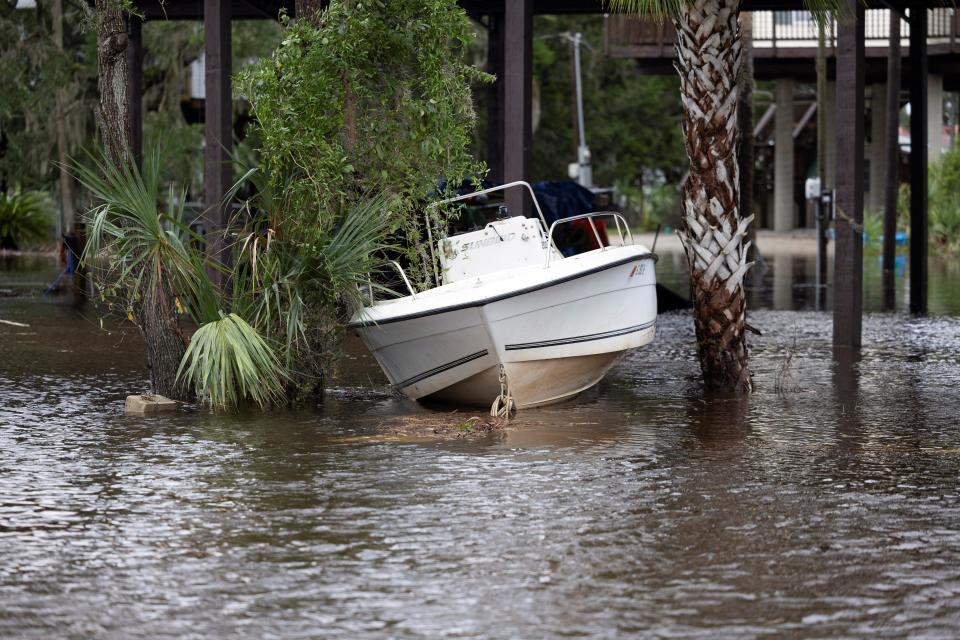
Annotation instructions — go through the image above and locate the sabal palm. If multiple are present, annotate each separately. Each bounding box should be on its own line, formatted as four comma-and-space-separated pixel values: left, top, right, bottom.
610, 0, 754, 392
72, 148, 200, 399
614, 0, 842, 393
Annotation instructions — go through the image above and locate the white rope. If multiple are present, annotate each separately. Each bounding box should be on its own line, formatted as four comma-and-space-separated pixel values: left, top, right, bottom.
490, 364, 516, 421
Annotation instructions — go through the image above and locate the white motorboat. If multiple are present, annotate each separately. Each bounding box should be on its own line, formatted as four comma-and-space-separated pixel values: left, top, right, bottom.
347, 182, 657, 409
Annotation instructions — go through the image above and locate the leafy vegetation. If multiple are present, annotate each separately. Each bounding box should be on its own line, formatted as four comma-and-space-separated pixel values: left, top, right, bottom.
930, 145, 960, 255
177, 312, 287, 411
0, 7, 279, 223
862, 207, 883, 252
530, 17, 686, 193
74, 144, 400, 410
893, 146, 960, 256
238, 0, 490, 288
0, 1, 95, 192
0, 189, 54, 250
227, 169, 400, 400
468, 15, 686, 230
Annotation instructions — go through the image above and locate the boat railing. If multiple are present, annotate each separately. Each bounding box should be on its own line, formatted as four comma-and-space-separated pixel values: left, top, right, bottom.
389, 260, 418, 299
545, 212, 633, 268
364, 260, 418, 305
425, 181, 553, 287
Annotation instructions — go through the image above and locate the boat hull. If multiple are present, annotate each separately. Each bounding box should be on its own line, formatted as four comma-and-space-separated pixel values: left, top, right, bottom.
351, 246, 657, 409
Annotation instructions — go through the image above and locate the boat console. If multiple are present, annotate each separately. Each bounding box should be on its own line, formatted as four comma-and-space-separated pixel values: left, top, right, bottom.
438, 216, 554, 285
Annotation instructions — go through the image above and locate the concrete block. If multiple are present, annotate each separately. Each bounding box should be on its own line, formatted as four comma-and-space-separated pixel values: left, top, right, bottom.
125, 394, 178, 415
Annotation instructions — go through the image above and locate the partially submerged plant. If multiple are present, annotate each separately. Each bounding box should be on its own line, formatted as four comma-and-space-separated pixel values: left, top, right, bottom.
72, 147, 201, 400
228, 161, 401, 399
176, 312, 287, 411
774, 329, 800, 395
72, 146, 285, 409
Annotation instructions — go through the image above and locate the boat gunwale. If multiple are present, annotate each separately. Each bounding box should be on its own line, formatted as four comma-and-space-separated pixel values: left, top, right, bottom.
348, 250, 658, 329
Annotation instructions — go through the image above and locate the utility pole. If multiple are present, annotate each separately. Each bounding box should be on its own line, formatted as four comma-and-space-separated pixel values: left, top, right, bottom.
570, 32, 592, 188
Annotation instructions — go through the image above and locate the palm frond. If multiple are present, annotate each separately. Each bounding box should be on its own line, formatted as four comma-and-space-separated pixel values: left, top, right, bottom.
607, 0, 686, 20
320, 190, 402, 313
804, 0, 847, 28
0, 189, 54, 248
609, 0, 847, 26
69, 145, 223, 324
176, 312, 287, 411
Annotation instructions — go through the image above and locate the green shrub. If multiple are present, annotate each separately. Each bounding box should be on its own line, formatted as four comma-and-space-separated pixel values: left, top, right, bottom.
238, 0, 490, 288
930, 146, 960, 255
862, 207, 883, 252
0, 189, 54, 250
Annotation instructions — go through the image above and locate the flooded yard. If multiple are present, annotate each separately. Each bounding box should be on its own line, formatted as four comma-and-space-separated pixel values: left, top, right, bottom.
2, 248, 960, 638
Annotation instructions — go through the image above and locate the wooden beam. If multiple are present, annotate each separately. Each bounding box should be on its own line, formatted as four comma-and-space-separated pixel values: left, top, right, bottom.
486, 12, 505, 184
203, 0, 232, 283
833, 0, 864, 348
909, 7, 928, 314
135, 0, 291, 20
127, 15, 143, 167
503, 0, 532, 217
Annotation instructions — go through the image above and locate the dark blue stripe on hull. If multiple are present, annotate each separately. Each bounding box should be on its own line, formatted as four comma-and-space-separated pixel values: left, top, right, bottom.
504, 320, 656, 351
397, 350, 489, 389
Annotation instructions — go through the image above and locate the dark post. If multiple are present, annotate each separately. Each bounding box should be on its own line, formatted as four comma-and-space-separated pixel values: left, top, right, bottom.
503, 0, 532, 218
739, 12, 757, 269
127, 16, 143, 167
833, 0, 864, 348
486, 12, 505, 184
882, 11, 901, 309
909, 8, 929, 315
204, 0, 232, 284
815, 18, 828, 293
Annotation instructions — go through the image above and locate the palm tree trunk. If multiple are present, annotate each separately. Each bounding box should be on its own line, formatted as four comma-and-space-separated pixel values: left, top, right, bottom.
94, 0, 190, 400
673, 0, 753, 393
141, 277, 192, 400
295, 0, 323, 24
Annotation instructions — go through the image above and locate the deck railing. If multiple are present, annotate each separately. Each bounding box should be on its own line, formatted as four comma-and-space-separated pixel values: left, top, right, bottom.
605, 9, 959, 57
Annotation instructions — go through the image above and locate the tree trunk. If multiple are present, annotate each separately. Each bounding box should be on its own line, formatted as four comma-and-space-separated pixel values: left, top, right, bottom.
673, 0, 753, 393
295, 0, 323, 24
141, 276, 192, 400
53, 0, 86, 303
52, 0, 76, 238
95, 0, 132, 169
94, 0, 190, 400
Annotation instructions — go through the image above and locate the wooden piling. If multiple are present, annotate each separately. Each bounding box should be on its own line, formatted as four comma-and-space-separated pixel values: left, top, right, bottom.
503, 0, 532, 217
909, 8, 929, 315
833, 0, 865, 348
486, 12, 505, 184
882, 10, 901, 310
203, 0, 233, 287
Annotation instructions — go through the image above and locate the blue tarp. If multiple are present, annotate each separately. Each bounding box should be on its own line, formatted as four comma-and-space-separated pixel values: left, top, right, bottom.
532, 181, 595, 226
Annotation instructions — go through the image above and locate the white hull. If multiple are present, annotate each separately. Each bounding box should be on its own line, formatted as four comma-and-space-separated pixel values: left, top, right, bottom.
350, 244, 657, 408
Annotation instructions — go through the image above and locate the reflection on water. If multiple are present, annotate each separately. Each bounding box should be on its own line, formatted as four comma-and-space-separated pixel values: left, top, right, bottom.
655, 245, 960, 315
2, 255, 960, 638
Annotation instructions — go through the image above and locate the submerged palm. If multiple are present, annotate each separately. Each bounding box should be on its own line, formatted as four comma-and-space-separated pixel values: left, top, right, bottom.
614, 0, 752, 392
612, 0, 841, 393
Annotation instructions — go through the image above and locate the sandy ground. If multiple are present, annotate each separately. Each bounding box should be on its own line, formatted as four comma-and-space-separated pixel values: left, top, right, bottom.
634, 228, 832, 255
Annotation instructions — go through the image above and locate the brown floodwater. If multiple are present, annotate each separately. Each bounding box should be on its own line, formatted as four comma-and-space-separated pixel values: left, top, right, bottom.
2, 250, 960, 638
